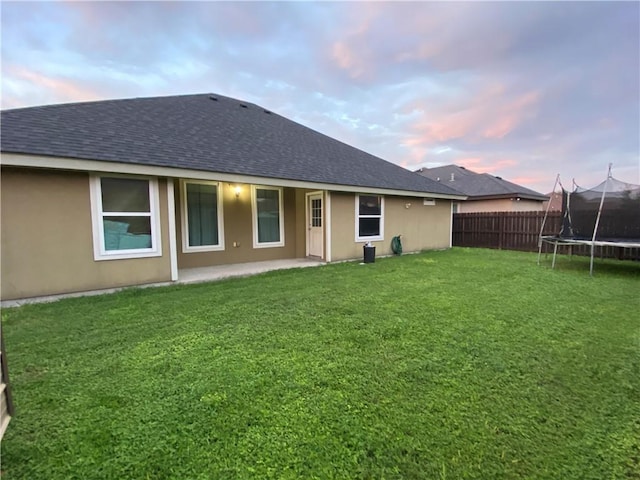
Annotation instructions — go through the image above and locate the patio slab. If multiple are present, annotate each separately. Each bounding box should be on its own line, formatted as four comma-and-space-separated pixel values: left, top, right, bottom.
178, 258, 324, 284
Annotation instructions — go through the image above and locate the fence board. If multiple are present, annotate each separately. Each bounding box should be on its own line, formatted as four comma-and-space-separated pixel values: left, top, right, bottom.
452, 211, 640, 261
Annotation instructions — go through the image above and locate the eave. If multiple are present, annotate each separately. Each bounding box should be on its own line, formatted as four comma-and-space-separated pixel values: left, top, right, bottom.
1, 152, 468, 201
466, 193, 549, 202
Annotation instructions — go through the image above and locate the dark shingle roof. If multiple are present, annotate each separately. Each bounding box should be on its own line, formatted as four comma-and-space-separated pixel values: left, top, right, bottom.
416, 164, 547, 200
1, 93, 461, 196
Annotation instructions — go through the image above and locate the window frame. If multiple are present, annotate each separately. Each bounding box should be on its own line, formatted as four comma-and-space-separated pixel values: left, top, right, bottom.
180, 179, 225, 253
89, 175, 162, 261
355, 194, 385, 242
251, 185, 285, 248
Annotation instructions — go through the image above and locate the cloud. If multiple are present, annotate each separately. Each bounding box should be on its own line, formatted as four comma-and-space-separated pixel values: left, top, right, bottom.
0, 1, 638, 194
397, 82, 542, 167
2, 65, 102, 107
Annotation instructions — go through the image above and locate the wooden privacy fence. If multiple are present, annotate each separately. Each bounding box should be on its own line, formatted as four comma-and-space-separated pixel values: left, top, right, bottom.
452, 211, 640, 261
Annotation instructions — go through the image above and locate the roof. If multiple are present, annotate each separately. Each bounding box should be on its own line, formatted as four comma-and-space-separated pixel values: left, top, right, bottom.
416, 164, 547, 201
1, 93, 462, 197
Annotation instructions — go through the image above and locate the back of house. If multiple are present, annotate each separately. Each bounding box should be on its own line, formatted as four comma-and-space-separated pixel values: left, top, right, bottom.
1, 93, 465, 301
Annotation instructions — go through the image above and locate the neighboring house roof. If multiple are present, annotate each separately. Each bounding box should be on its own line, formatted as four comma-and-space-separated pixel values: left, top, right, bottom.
1, 93, 463, 198
416, 164, 547, 201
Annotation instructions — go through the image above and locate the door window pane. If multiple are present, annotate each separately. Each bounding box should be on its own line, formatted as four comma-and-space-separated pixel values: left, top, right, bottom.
312, 198, 322, 227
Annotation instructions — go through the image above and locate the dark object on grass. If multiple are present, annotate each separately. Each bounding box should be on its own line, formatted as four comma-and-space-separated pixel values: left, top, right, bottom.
363, 244, 376, 263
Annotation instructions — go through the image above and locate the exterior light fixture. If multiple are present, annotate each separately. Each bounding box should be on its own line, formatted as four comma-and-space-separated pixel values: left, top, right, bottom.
234, 185, 241, 198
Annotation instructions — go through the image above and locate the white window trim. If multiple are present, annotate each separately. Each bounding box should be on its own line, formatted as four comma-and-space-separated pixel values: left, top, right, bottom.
90, 175, 162, 261
180, 179, 225, 253
251, 185, 285, 248
355, 194, 385, 242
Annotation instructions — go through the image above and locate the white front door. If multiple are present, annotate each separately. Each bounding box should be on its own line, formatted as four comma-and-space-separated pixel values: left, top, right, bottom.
307, 193, 323, 258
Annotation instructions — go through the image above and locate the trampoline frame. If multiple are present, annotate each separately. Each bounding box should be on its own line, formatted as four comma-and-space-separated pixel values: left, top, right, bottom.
537, 164, 640, 275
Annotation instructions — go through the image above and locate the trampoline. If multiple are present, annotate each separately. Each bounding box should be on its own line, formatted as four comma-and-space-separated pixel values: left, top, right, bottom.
538, 165, 640, 275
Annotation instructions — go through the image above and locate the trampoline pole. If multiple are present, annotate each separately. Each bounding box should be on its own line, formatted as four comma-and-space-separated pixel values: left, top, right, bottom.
538, 174, 560, 266
552, 240, 559, 269
590, 164, 612, 276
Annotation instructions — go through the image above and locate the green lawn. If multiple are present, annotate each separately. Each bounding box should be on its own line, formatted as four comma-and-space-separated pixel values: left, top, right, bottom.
1, 248, 639, 479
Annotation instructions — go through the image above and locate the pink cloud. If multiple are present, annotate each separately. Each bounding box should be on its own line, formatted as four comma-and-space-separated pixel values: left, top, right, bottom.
405, 105, 482, 147
483, 116, 517, 139
399, 85, 541, 167
331, 42, 365, 79
464, 158, 518, 173
483, 90, 540, 138
6, 65, 101, 105
456, 158, 485, 169
327, 3, 393, 80
380, 80, 542, 170
406, 146, 430, 165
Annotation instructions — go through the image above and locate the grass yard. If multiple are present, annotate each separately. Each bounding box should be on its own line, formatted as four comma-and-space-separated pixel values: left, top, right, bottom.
1, 248, 639, 479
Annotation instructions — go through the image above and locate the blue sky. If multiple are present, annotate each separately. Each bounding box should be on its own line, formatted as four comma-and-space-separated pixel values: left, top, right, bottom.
2, 1, 638, 193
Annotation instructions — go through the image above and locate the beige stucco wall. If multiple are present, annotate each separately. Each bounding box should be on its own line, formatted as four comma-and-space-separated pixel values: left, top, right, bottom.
458, 198, 543, 213
330, 192, 453, 262
175, 182, 307, 269
1, 167, 172, 300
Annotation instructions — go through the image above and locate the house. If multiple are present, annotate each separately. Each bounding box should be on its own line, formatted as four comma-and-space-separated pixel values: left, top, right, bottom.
542, 191, 563, 212
0, 93, 465, 301
416, 164, 547, 213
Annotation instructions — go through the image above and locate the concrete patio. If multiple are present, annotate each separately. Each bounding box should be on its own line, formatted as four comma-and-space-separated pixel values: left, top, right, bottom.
178, 258, 324, 284
1, 258, 325, 308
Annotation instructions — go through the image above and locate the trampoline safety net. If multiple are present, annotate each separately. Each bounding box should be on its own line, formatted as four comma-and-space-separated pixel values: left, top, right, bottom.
560, 177, 640, 241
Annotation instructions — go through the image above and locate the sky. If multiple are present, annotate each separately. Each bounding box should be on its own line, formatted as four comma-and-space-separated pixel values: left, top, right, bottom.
2, 1, 639, 194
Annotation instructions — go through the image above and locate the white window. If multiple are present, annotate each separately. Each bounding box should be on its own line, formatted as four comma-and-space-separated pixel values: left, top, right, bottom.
252, 186, 284, 248
355, 194, 384, 242
181, 180, 224, 252
90, 175, 161, 261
